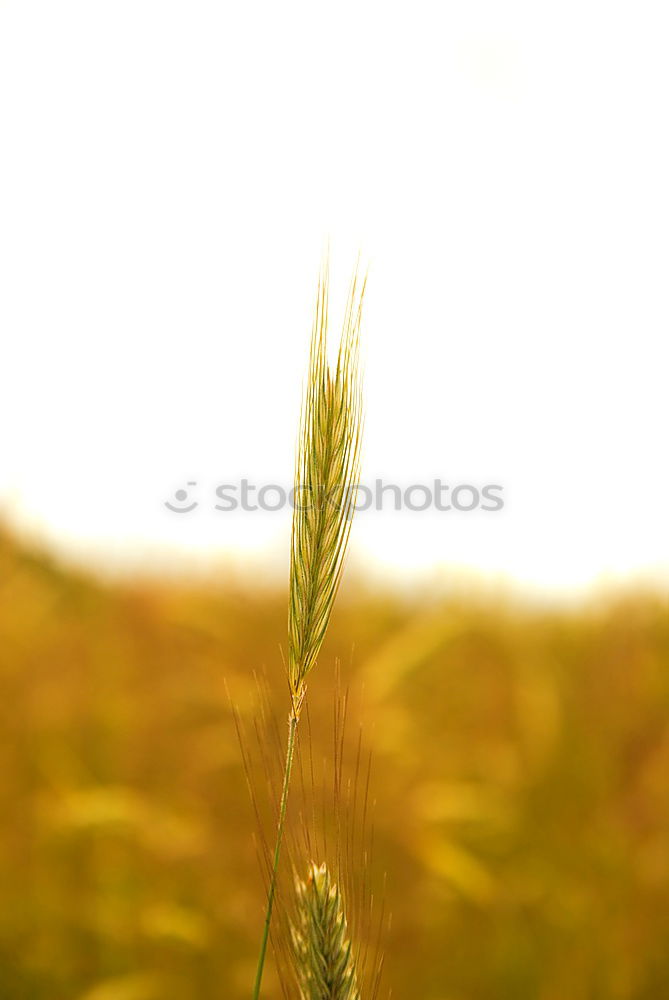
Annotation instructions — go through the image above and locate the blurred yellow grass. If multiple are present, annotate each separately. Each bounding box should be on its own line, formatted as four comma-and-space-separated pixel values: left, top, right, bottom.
1, 527, 669, 998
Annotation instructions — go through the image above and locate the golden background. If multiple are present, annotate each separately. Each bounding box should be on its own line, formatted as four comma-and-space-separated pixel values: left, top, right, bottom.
2, 528, 668, 999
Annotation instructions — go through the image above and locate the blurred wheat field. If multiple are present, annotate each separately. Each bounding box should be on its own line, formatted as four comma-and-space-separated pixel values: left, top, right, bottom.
2, 527, 669, 1000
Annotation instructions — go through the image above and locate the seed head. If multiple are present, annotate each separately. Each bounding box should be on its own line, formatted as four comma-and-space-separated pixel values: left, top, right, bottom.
288, 266, 364, 708
291, 862, 361, 1000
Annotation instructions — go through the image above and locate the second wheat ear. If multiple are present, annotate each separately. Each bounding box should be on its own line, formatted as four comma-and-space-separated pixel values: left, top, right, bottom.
292, 863, 361, 1000
251, 265, 365, 1000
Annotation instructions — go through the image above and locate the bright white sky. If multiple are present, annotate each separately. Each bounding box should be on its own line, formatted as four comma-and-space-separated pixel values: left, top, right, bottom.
1, 1, 668, 596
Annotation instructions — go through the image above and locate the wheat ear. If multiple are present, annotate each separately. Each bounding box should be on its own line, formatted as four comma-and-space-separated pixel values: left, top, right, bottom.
288, 266, 364, 703
292, 863, 361, 1000
251, 264, 364, 1000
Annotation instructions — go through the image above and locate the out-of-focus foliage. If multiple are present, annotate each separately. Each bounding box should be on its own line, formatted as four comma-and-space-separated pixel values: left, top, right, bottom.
1, 527, 669, 999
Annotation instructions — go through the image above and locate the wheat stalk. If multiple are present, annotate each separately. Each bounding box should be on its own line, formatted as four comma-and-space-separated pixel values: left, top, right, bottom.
291, 862, 361, 1000
251, 263, 365, 1000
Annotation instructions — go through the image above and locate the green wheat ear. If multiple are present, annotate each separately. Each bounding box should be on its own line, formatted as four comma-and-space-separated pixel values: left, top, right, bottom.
288, 266, 364, 710
292, 863, 361, 1000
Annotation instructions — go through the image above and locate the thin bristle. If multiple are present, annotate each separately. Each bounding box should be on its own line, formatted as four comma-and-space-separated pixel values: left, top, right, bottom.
292, 862, 361, 1000
288, 266, 365, 706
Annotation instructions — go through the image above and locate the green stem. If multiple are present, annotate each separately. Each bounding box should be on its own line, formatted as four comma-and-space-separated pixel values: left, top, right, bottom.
251, 708, 298, 1000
